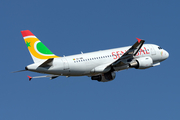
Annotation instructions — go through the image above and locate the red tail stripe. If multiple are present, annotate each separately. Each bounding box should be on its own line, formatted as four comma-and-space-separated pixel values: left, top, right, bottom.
21, 30, 35, 37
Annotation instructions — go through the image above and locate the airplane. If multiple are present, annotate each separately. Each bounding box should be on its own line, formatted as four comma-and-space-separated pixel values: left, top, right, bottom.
17, 30, 169, 82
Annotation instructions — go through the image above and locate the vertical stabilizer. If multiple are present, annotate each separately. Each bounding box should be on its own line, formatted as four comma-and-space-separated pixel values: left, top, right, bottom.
21, 30, 59, 63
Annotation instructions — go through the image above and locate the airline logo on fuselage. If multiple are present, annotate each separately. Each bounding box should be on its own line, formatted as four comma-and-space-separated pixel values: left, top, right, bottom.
72, 47, 150, 62
112, 47, 150, 59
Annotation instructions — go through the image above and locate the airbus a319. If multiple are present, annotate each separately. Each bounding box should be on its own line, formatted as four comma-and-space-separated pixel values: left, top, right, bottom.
17, 30, 169, 82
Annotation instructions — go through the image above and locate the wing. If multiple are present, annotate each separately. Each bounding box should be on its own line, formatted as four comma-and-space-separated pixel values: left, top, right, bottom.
111, 38, 145, 67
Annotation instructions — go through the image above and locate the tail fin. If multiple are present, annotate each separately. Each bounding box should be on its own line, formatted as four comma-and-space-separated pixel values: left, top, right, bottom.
21, 30, 60, 63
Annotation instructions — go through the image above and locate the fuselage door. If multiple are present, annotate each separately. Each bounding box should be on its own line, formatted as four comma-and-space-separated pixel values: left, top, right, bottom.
148, 45, 156, 55
61, 57, 69, 70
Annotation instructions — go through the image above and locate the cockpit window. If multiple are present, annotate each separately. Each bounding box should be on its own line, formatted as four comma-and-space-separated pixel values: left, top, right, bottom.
158, 46, 162, 50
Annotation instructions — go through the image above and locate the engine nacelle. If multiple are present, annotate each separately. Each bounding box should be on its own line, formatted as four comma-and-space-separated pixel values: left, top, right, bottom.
91, 71, 116, 82
129, 57, 153, 69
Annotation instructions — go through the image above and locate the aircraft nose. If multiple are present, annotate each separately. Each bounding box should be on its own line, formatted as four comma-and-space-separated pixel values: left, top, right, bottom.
166, 51, 169, 58
164, 50, 169, 59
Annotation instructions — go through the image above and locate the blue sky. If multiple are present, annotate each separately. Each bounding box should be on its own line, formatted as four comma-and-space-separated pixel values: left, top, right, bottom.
0, 0, 179, 120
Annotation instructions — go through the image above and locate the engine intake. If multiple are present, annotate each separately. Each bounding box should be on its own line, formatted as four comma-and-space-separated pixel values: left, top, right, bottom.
91, 71, 116, 82
129, 57, 153, 69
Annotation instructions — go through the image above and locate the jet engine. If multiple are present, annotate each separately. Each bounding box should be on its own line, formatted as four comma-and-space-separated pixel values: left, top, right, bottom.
91, 71, 116, 82
129, 56, 153, 69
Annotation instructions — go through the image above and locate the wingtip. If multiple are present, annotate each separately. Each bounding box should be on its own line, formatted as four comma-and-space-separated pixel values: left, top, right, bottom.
27, 76, 32, 81
136, 38, 141, 43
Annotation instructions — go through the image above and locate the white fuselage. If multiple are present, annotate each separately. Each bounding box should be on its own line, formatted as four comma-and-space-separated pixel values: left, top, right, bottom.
26, 44, 169, 76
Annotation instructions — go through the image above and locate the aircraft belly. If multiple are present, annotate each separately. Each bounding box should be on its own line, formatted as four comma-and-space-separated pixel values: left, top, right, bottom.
69, 64, 94, 76
68, 59, 105, 76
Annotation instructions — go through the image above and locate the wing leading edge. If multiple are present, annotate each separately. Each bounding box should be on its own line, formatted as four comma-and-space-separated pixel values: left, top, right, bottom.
111, 38, 145, 67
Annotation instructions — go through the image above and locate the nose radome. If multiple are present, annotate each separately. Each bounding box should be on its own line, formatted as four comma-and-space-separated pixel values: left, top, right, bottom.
164, 50, 169, 59
166, 51, 169, 58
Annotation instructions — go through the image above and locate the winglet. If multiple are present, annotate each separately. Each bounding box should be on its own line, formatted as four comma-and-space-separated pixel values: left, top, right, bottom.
136, 38, 141, 43
27, 76, 32, 81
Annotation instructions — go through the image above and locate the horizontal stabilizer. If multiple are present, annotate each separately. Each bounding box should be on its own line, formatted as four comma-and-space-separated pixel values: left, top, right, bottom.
27, 75, 59, 81
39, 58, 54, 67
12, 69, 27, 73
